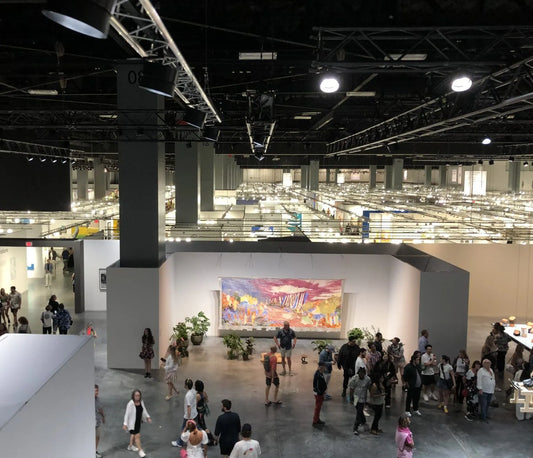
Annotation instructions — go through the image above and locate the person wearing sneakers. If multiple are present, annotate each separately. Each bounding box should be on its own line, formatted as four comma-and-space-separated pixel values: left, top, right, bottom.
403, 351, 423, 417
349, 366, 371, 435
312, 362, 328, 427
161, 344, 180, 400
318, 344, 335, 400
421, 344, 438, 402
264, 345, 281, 405
274, 321, 297, 376
172, 378, 198, 447
122, 389, 151, 457
437, 355, 456, 414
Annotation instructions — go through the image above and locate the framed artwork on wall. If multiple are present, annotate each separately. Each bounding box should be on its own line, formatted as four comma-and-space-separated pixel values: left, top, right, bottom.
99, 268, 107, 291
220, 277, 343, 331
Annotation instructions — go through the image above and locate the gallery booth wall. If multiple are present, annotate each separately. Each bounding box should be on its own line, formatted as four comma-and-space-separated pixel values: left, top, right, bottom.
105, 242, 468, 369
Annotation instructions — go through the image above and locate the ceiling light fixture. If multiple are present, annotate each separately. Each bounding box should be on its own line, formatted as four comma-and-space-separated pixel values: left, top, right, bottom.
27, 89, 59, 96
39, 157, 47, 163
51, 158, 58, 163
524, 161, 529, 167
509, 156, 514, 162
319, 75, 340, 93
203, 126, 220, 142
181, 108, 207, 129
138, 61, 177, 97
26, 156, 34, 162
489, 159, 494, 165
238, 52, 277, 61
478, 159, 483, 165
42, 0, 117, 39
384, 53, 428, 61
451, 75, 473, 92
481, 137, 492, 145
346, 91, 376, 97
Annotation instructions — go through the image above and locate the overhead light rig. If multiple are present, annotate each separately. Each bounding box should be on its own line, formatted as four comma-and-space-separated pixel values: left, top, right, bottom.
245, 91, 276, 160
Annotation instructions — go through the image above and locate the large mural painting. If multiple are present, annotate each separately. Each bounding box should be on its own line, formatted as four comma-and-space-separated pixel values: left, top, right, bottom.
220, 277, 343, 330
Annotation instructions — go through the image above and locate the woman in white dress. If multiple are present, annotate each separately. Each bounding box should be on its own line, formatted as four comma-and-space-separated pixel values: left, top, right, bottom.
161, 344, 180, 400
180, 420, 208, 458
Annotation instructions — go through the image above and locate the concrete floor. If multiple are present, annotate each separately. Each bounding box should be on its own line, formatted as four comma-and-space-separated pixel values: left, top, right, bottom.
9, 272, 533, 457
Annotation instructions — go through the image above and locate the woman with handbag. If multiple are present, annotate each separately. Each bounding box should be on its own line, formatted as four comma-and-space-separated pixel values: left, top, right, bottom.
195, 380, 216, 446
139, 328, 155, 378
122, 389, 152, 458
452, 350, 470, 405
437, 355, 456, 414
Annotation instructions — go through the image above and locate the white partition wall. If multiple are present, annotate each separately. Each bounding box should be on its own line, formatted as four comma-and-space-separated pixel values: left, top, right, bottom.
0, 335, 94, 458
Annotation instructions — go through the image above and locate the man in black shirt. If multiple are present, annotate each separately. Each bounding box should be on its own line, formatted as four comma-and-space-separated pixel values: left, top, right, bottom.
214, 399, 241, 457
337, 336, 360, 397
274, 321, 297, 376
312, 362, 328, 426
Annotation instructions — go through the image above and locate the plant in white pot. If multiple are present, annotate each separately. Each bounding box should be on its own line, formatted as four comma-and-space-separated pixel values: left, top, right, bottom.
185, 311, 210, 345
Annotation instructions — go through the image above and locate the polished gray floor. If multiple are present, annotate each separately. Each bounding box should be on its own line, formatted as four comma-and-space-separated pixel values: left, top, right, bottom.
9, 273, 533, 457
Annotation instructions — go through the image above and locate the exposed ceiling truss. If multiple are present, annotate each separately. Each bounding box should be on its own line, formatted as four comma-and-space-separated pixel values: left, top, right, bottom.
327, 54, 533, 156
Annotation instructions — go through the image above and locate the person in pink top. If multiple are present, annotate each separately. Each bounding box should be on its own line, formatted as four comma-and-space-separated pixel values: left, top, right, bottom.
395, 413, 414, 458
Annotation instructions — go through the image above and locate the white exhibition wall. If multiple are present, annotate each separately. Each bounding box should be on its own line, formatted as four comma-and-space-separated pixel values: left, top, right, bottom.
83, 239, 120, 311
414, 243, 533, 320
0, 335, 94, 458
0, 246, 28, 294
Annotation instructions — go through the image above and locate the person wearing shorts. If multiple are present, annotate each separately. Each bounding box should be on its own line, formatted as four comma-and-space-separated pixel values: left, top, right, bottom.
274, 321, 297, 376
421, 345, 438, 402
8, 286, 21, 327
265, 345, 281, 405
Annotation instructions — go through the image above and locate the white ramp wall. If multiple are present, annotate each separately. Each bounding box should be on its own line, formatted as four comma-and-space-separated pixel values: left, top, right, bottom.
0, 335, 94, 458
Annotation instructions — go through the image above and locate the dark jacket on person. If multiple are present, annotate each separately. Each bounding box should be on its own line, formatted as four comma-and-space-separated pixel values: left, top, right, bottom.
313, 370, 328, 395
337, 342, 360, 373
403, 362, 422, 388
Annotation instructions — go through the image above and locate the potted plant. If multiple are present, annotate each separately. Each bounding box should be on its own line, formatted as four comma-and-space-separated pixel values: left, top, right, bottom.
311, 339, 332, 354
244, 337, 255, 357
347, 328, 364, 346
185, 311, 211, 345
223, 333, 245, 360
170, 322, 189, 357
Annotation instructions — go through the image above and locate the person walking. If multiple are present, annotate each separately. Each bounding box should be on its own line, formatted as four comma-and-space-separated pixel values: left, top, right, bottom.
312, 362, 328, 427
17, 316, 31, 333
318, 344, 335, 400
264, 345, 281, 405
61, 247, 70, 271
387, 337, 406, 390
464, 360, 481, 421
44, 258, 54, 287
437, 355, 456, 414
214, 399, 241, 458
180, 420, 208, 458
48, 295, 60, 333
122, 389, 151, 458
139, 328, 154, 378
453, 350, 470, 405
172, 378, 198, 448
0, 288, 9, 326
403, 351, 423, 417
229, 423, 261, 458
8, 286, 22, 327
195, 380, 216, 445
477, 358, 496, 422
95, 384, 105, 458
375, 352, 397, 408
368, 374, 386, 435
274, 321, 297, 376
337, 335, 360, 398
395, 413, 415, 458
54, 303, 72, 334
41, 305, 53, 334
161, 344, 180, 400
349, 366, 371, 435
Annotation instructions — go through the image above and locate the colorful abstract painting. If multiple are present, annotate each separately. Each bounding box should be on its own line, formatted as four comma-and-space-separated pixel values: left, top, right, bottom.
220, 277, 343, 329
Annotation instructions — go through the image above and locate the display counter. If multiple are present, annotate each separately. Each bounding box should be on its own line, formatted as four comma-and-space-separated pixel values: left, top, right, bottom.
510, 380, 533, 419
504, 324, 533, 351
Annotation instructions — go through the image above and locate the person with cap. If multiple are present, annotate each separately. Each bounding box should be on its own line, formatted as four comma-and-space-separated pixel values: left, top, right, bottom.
312, 362, 328, 426
349, 366, 371, 435
214, 399, 241, 457
318, 344, 335, 400
337, 335, 360, 398
229, 423, 261, 458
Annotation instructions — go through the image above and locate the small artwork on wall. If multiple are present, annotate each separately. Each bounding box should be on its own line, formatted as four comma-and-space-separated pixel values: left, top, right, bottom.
220, 277, 343, 330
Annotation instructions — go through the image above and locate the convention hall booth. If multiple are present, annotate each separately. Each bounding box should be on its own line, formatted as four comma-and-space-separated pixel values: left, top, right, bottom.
105, 242, 469, 369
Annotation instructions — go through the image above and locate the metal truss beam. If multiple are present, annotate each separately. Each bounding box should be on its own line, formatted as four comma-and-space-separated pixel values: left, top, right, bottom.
110, 0, 220, 123
312, 26, 533, 74
0, 138, 86, 160
326, 55, 533, 156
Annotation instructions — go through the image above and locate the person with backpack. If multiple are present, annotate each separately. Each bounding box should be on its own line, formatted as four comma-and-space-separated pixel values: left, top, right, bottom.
54, 303, 72, 334
264, 345, 281, 405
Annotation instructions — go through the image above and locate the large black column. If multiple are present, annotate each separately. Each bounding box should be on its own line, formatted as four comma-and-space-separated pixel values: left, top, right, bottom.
175, 142, 199, 223
117, 62, 165, 267
200, 143, 215, 211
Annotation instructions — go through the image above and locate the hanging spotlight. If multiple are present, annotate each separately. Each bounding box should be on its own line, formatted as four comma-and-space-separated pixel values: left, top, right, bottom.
39, 157, 47, 163
181, 108, 207, 129
319, 74, 340, 93
481, 137, 491, 145
509, 156, 514, 162
42, 0, 117, 39
51, 158, 58, 163
254, 150, 265, 161
524, 161, 529, 167
61, 158, 68, 164
138, 62, 177, 97
489, 159, 494, 165
203, 126, 220, 142
451, 75, 473, 92
26, 156, 34, 162
477, 159, 483, 165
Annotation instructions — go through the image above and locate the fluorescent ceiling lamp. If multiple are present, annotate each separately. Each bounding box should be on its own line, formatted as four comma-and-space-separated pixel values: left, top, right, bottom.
481, 137, 492, 145
346, 91, 376, 97
239, 52, 277, 60
384, 53, 427, 61
27, 89, 58, 95
451, 76, 473, 92
294, 115, 313, 120
320, 75, 340, 93
42, 0, 116, 39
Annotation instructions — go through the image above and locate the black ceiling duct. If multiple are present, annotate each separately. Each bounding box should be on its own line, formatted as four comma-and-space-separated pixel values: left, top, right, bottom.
42, 0, 117, 39
138, 62, 177, 98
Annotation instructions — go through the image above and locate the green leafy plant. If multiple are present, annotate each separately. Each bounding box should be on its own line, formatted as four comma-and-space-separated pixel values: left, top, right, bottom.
170, 322, 189, 357
311, 339, 332, 354
245, 337, 255, 355
223, 333, 245, 360
347, 328, 364, 344
362, 326, 380, 347
185, 311, 210, 336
